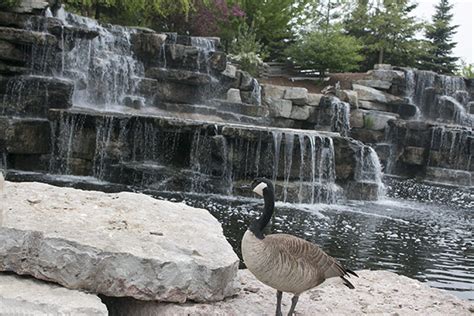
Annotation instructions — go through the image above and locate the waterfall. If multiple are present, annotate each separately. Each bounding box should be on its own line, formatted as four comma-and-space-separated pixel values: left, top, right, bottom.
428, 126, 472, 171
332, 100, 350, 137
282, 133, 294, 202
404, 69, 421, 119
190, 37, 216, 74
270, 131, 339, 204
49, 112, 86, 175
250, 79, 262, 106
57, 11, 145, 109
355, 145, 385, 198
408, 69, 471, 125
272, 131, 282, 182
93, 116, 115, 179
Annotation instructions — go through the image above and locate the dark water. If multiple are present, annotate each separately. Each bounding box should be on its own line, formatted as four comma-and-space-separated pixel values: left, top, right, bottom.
177, 182, 473, 302
6, 172, 474, 301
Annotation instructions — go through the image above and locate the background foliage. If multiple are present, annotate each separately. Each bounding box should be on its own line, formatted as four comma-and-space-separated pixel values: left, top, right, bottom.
56, 0, 461, 75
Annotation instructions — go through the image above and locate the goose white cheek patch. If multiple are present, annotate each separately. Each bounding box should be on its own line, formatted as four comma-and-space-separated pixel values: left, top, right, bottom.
253, 182, 267, 196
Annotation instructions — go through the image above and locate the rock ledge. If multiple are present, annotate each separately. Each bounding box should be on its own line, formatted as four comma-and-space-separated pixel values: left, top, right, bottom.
0, 181, 239, 302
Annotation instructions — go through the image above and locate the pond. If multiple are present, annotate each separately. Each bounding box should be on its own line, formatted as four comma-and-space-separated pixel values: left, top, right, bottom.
175, 179, 473, 302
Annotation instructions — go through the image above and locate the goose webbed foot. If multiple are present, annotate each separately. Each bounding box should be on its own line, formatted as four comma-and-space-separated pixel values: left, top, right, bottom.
287, 295, 299, 316
275, 290, 283, 316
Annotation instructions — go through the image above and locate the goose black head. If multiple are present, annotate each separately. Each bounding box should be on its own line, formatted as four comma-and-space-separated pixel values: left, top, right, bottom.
251, 178, 274, 197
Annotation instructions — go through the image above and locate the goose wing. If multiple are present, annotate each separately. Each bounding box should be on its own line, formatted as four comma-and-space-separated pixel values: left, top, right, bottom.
264, 233, 358, 289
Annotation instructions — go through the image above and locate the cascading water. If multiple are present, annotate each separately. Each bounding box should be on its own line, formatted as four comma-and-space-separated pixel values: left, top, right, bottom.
332, 100, 350, 137
404, 69, 421, 119
271, 131, 340, 204
190, 37, 216, 74
57, 9, 145, 109
407, 69, 472, 126
354, 145, 385, 198
428, 126, 472, 171
250, 79, 262, 106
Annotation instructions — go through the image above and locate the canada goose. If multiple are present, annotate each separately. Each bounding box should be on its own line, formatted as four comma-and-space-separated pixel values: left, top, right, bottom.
241, 178, 358, 316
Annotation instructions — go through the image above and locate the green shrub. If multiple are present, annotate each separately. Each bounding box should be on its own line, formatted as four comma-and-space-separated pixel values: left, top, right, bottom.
456, 61, 474, 79
0, 0, 21, 9
364, 115, 375, 129
285, 26, 363, 78
228, 24, 266, 77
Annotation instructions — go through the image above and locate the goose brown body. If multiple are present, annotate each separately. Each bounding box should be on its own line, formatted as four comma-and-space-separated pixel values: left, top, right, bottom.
241, 178, 357, 315
242, 230, 351, 294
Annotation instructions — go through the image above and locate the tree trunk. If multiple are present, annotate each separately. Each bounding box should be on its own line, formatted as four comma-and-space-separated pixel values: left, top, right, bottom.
378, 47, 384, 64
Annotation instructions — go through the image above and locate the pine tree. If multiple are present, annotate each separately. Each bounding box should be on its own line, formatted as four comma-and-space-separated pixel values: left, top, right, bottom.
422, 0, 459, 74
344, 0, 424, 70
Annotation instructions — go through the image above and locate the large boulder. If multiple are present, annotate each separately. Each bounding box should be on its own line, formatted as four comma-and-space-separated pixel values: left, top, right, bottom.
145, 68, 214, 86
0, 273, 107, 315
0, 182, 240, 302
103, 269, 474, 316
131, 32, 167, 66
0, 26, 57, 46
283, 87, 308, 105
352, 84, 400, 104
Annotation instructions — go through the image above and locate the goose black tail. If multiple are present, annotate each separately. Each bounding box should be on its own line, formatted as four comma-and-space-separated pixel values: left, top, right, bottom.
346, 269, 359, 278
341, 276, 355, 289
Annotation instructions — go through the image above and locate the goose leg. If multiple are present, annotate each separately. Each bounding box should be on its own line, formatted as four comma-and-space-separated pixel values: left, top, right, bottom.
287, 295, 299, 316
276, 290, 283, 316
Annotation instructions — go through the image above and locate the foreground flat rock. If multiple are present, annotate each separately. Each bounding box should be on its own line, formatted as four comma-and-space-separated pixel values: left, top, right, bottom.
105, 269, 474, 316
0, 273, 107, 315
0, 181, 239, 302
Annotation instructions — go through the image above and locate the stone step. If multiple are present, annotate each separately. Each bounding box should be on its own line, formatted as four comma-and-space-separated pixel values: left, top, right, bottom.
425, 167, 472, 187
210, 99, 269, 117
159, 102, 269, 125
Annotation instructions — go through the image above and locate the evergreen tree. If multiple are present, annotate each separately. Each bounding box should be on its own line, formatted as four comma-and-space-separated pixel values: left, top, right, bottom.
344, 0, 424, 70
421, 0, 459, 74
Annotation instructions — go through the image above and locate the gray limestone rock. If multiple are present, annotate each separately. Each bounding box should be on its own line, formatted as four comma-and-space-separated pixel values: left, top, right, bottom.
425, 167, 472, 186
222, 64, 237, 79
306, 93, 323, 106
335, 90, 358, 108
145, 68, 214, 86
283, 87, 308, 105
290, 105, 311, 120
363, 111, 398, 131
359, 100, 390, 112
350, 109, 364, 128
103, 269, 474, 316
268, 99, 292, 118
0, 118, 50, 154
354, 79, 392, 90
0, 182, 240, 303
262, 84, 286, 103
0, 26, 57, 46
0, 273, 107, 316
369, 69, 404, 82
401, 146, 426, 165
352, 84, 400, 104
227, 88, 242, 103
374, 64, 392, 70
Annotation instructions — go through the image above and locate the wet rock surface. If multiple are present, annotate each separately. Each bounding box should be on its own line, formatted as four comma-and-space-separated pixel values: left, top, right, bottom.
103, 269, 474, 316
0, 181, 240, 302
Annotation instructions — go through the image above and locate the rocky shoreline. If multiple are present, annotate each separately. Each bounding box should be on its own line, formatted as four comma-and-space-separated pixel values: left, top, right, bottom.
0, 181, 473, 315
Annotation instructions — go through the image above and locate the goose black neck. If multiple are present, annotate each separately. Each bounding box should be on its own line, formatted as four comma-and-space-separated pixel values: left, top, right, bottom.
249, 188, 275, 239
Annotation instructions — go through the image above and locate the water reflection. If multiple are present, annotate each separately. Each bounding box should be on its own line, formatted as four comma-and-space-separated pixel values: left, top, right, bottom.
183, 196, 473, 301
